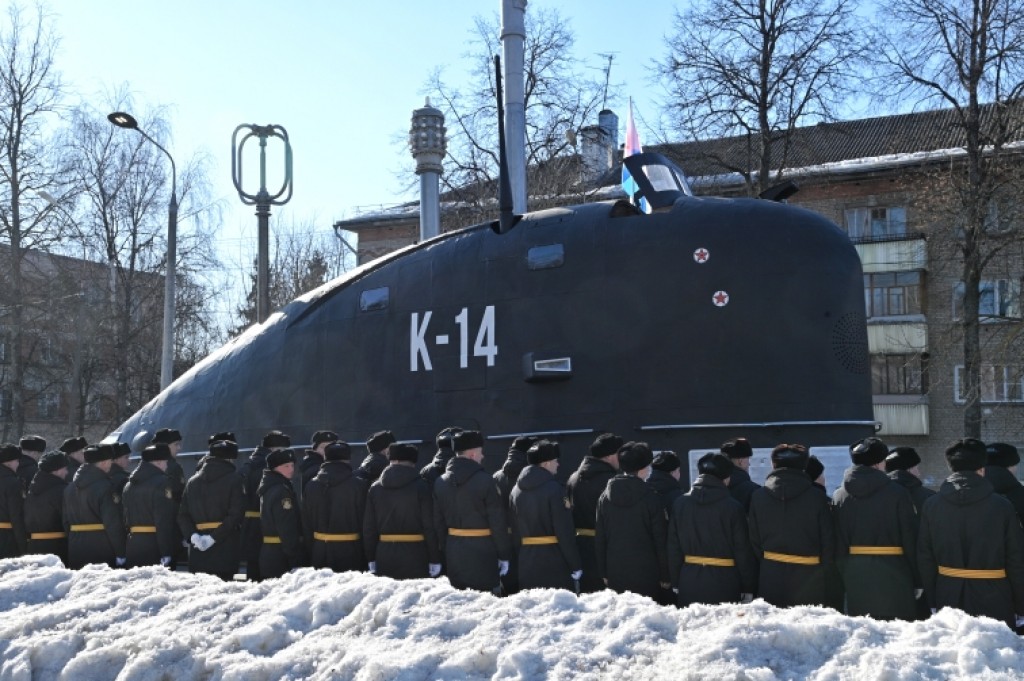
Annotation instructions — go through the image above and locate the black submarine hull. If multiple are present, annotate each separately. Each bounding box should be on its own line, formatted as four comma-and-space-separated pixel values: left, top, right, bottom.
109, 194, 873, 481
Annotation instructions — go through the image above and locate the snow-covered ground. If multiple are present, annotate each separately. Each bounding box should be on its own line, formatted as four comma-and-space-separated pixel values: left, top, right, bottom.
0, 555, 1021, 680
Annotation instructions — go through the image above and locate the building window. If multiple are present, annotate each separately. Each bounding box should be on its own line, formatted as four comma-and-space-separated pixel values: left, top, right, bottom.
872, 354, 926, 395
955, 364, 1024, 403
952, 280, 1022, 320
864, 272, 923, 317
844, 206, 907, 241
36, 392, 59, 419
36, 337, 55, 365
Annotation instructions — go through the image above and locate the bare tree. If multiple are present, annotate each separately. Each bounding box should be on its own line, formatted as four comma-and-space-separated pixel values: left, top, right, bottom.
56, 92, 222, 425
878, 0, 1024, 438
657, 0, 866, 195
425, 8, 607, 226
0, 1, 66, 438
230, 218, 353, 336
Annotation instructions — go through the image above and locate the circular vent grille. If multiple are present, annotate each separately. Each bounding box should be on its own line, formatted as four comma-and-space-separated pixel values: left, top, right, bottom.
831, 312, 869, 374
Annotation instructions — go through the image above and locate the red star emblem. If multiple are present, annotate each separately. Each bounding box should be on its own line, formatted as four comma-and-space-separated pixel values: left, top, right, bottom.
693, 248, 709, 263
713, 291, 729, 306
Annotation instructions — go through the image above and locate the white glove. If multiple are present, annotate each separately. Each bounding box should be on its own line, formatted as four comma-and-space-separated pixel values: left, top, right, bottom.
498, 560, 509, 576
159, 556, 172, 567
740, 593, 754, 603
429, 563, 441, 577
1016, 615, 1024, 628
914, 588, 924, 599
115, 557, 126, 567
930, 608, 936, 615
368, 561, 377, 574
672, 587, 679, 594
570, 570, 582, 581
190, 533, 203, 549
199, 535, 215, 551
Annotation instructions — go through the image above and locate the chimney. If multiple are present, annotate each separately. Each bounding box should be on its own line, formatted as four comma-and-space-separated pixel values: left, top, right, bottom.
580, 108, 619, 185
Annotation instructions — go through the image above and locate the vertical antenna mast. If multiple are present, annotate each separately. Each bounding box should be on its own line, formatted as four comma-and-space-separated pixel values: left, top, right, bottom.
597, 52, 615, 110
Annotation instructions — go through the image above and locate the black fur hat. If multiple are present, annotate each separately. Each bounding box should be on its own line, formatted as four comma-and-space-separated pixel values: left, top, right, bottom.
366, 430, 396, 453
697, 452, 732, 480
590, 433, 623, 459
885, 447, 921, 472
987, 442, 1020, 468
19, 435, 46, 453
151, 428, 182, 445
771, 443, 809, 470
142, 443, 172, 462
60, 437, 88, 454
850, 437, 889, 466
209, 440, 239, 459
387, 443, 419, 463
721, 437, 753, 460
325, 441, 352, 461
453, 430, 484, 453
945, 438, 987, 473
652, 451, 680, 473
262, 430, 291, 449
618, 442, 654, 473
806, 455, 825, 482
267, 448, 296, 469
527, 440, 560, 465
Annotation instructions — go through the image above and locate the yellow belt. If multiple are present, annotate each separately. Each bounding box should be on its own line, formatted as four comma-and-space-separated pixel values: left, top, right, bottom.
0, 522, 11, 529
685, 555, 736, 567
521, 536, 558, 545
313, 532, 360, 542
575, 528, 596, 537
196, 522, 222, 531
850, 545, 904, 556
263, 536, 281, 544
245, 511, 260, 518
938, 565, 1007, 579
764, 551, 820, 565
31, 531, 66, 540
130, 526, 157, 533
449, 528, 491, 537
70, 524, 105, 532
380, 534, 425, 542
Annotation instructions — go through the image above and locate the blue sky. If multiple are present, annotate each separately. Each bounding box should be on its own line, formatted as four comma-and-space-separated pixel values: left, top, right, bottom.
49, 0, 680, 281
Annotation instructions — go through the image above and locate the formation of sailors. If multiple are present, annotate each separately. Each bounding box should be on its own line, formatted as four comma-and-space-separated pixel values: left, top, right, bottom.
0, 427, 1022, 631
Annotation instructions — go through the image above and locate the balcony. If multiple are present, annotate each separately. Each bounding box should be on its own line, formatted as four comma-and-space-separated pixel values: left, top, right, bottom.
855, 237, 927, 273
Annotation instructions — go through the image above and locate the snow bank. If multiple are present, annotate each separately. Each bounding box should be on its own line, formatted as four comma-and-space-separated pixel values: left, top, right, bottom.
0, 555, 1021, 680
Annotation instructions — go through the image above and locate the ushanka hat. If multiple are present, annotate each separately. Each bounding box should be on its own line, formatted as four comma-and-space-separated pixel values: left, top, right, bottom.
885, 446, 921, 472
436, 427, 463, 450
208, 431, 236, 445
209, 440, 239, 459
850, 437, 889, 466
39, 451, 68, 473
697, 452, 732, 480
84, 444, 116, 464
806, 455, 825, 482
114, 442, 131, 459
60, 437, 87, 454
771, 443, 809, 470
511, 436, 539, 454
325, 441, 352, 461
651, 451, 680, 473
987, 442, 1020, 468
142, 444, 172, 462
267, 448, 296, 469
527, 440, 560, 465
618, 442, 654, 473
0, 444, 20, 464
151, 428, 182, 445
453, 430, 484, 453
387, 443, 419, 463
262, 430, 291, 449
721, 437, 753, 460
366, 430, 396, 453
312, 430, 339, 447
19, 435, 46, 452
945, 438, 987, 472
590, 433, 623, 458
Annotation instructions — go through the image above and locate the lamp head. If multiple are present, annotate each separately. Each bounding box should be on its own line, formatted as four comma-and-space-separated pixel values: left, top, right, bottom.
107, 112, 139, 130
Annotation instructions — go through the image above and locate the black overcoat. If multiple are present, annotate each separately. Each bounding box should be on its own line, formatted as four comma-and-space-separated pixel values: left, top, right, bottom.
63, 464, 126, 569
25, 469, 67, 563
433, 456, 510, 592
985, 465, 1024, 530
356, 452, 388, 484
510, 465, 581, 591
364, 463, 440, 579
566, 456, 617, 593
123, 461, 178, 567
918, 471, 1024, 628
832, 465, 918, 620
667, 474, 756, 607
748, 467, 835, 607
595, 473, 670, 600
888, 469, 936, 517
302, 460, 367, 572
178, 455, 245, 579
727, 467, 760, 512
239, 448, 268, 580
647, 470, 684, 518
258, 468, 304, 579
0, 465, 26, 558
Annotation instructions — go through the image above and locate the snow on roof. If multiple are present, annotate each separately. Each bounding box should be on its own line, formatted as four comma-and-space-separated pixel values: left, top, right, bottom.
1, 555, 1021, 679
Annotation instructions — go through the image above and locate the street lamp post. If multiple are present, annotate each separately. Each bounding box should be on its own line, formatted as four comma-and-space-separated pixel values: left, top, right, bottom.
107, 111, 177, 391
231, 124, 293, 324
